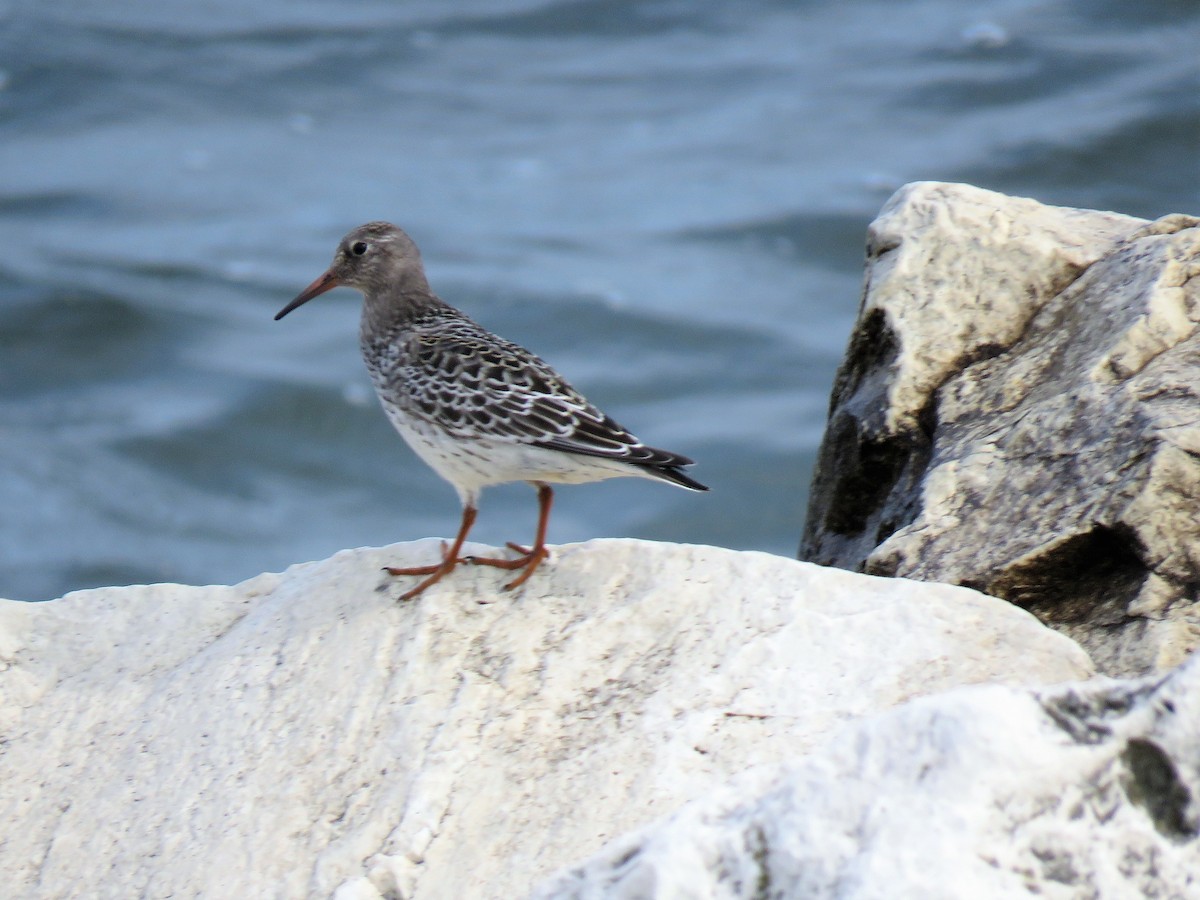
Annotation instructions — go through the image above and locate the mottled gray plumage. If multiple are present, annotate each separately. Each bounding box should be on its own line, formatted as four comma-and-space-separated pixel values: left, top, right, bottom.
276, 221, 707, 599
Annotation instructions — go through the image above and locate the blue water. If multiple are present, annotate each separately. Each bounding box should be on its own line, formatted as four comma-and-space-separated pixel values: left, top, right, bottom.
2, 1, 1198, 601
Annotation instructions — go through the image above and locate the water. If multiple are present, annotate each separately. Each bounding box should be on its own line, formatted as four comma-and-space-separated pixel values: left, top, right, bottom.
2, 0, 1197, 601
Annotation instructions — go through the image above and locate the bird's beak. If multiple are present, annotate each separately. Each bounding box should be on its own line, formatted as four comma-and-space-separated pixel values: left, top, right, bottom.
274, 270, 342, 320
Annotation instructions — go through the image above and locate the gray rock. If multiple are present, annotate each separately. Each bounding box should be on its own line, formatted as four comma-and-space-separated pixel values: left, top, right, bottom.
534, 655, 1200, 900
801, 181, 1200, 676
0, 539, 1089, 898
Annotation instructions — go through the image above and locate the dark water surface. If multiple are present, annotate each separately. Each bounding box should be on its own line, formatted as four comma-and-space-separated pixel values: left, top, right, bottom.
2, 1, 1198, 600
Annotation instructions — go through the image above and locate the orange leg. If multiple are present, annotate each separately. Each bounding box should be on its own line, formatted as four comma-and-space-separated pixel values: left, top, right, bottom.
465, 484, 553, 590
385, 505, 477, 601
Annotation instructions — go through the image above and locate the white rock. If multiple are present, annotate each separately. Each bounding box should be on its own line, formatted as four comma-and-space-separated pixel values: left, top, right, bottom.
534, 655, 1200, 900
857, 181, 1142, 436
802, 182, 1200, 676
0, 540, 1089, 898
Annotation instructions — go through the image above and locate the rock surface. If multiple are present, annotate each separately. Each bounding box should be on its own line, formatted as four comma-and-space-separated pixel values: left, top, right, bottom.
801, 181, 1200, 677
534, 654, 1200, 900
0, 539, 1089, 898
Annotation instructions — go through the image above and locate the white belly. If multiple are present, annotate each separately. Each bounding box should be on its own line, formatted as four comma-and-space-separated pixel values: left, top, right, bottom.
383, 407, 648, 504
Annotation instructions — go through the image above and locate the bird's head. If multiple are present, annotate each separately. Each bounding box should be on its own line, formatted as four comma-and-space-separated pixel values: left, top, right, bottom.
274, 221, 428, 320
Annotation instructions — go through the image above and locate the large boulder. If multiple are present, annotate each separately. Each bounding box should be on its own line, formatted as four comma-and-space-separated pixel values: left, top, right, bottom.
0, 539, 1088, 898
801, 182, 1200, 677
534, 653, 1200, 899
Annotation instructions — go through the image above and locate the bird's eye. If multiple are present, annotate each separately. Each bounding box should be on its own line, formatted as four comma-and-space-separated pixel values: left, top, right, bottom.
351, 241, 369, 256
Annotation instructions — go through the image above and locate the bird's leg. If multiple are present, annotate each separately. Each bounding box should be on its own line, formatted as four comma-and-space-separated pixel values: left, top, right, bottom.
385, 505, 477, 601
465, 484, 553, 590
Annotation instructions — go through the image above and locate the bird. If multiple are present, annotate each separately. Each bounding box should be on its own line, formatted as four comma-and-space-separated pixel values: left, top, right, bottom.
275, 222, 708, 601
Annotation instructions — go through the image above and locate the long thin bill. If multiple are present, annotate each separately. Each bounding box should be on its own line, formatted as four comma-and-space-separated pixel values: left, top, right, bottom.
274, 270, 342, 320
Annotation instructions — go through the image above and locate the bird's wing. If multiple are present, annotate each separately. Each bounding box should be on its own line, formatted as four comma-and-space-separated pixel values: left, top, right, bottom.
400, 322, 692, 469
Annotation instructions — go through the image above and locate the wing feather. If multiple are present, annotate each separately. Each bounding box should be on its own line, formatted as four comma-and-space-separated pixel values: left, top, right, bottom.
383, 311, 698, 476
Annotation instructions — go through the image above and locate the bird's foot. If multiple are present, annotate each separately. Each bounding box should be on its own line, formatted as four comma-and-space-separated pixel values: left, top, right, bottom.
384, 540, 455, 577
463, 543, 550, 591
384, 541, 463, 601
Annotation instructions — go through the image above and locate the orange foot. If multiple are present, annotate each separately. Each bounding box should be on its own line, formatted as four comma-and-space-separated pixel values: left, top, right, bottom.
384, 540, 463, 601
464, 542, 550, 591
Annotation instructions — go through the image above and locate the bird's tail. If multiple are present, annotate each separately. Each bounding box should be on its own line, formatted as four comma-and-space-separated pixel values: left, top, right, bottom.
649, 464, 709, 492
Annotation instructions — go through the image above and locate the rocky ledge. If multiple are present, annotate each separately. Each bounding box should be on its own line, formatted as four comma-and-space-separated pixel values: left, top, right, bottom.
2, 538, 1100, 898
